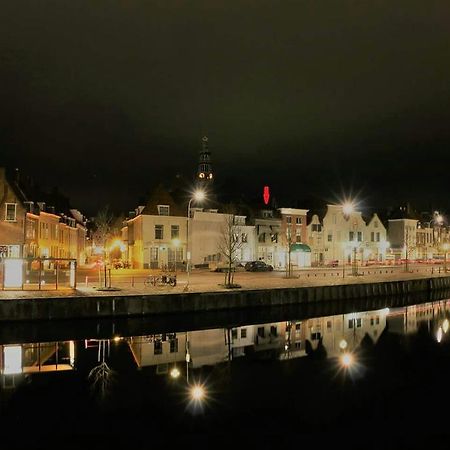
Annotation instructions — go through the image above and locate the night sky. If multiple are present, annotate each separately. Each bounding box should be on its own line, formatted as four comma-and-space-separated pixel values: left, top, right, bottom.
1, 1, 450, 216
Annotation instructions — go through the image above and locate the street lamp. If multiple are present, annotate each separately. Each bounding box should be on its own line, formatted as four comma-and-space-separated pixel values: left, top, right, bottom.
342, 202, 354, 216
186, 190, 206, 290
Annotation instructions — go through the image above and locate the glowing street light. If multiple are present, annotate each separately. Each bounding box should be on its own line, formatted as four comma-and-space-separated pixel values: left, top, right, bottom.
190, 384, 205, 401
342, 202, 355, 216
339, 339, 348, 350
186, 190, 206, 290
170, 367, 180, 379
340, 352, 354, 368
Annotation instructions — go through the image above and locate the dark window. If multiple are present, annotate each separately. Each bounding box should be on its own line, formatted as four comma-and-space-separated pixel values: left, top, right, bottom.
231, 329, 238, 339
155, 225, 163, 239
259, 233, 266, 243
257, 327, 265, 338
270, 326, 277, 336
154, 340, 162, 355
171, 225, 179, 239
241, 328, 247, 339
170, 339, 178, 353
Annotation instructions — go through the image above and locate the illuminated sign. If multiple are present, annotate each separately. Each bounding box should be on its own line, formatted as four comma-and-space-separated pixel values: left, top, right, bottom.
263, 186, 270, 205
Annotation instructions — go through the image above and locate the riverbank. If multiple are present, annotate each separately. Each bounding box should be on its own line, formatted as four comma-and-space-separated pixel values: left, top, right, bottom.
0, 273, 450, 322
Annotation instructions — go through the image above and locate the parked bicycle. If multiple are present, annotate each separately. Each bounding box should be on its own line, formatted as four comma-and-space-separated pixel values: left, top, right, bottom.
144, 273, 177, 287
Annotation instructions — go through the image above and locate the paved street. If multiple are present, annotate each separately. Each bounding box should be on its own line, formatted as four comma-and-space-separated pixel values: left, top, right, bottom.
1, 263, 448, 300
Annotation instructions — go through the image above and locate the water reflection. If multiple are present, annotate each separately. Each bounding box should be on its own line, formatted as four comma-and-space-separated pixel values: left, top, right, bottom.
1, 300, 450, 398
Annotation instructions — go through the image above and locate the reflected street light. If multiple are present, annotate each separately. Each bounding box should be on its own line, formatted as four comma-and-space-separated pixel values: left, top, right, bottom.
186, 190, 206, 290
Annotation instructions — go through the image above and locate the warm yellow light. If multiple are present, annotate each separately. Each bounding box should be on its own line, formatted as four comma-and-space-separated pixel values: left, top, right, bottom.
342, 202, 354, 216
341, 352, 354, 367
339, 339, 348, 350
191, 385, 205, 401
170, 367, 180, 379
443, 319, 449, 334
437, 327, 443, 343
443, 243, 450, 251
110, 239, 126, 252
113, 336, 121, 343
436, 214, 444, 225
172, 238, 181, 247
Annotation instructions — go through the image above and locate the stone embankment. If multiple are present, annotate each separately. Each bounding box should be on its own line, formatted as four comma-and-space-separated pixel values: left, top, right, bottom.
1, 275, 450, 322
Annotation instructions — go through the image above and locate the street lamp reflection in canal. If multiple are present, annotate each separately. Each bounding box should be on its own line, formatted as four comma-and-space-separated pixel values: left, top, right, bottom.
340, 352, 354, 368
437, 326, 443, 343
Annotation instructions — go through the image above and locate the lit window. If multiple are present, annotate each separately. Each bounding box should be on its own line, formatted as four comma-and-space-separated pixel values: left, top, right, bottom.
5, 203, 17, 221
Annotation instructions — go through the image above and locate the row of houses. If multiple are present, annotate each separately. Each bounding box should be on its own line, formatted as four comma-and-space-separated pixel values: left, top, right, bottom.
121, 186, 450, 271
0, 168, 87, 264
120, 187, 390, 270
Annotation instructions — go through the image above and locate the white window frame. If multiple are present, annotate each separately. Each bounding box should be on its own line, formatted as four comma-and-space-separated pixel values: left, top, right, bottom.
157, 205, 170, 216
5, 203, 17, 222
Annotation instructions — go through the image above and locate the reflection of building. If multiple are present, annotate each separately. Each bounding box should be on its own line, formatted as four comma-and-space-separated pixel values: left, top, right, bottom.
0, 341, 75, 390
128, 329, 229, 373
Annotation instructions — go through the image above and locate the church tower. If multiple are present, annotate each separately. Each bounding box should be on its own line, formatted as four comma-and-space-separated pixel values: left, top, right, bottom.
197, 136, 214, 182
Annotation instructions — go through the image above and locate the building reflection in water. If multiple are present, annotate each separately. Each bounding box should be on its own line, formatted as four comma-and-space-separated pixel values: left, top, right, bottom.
0, 341, 75, 390
2, 299, 450, 395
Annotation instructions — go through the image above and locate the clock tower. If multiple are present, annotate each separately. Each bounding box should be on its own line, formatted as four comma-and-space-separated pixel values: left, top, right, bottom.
197, 136, 214, 183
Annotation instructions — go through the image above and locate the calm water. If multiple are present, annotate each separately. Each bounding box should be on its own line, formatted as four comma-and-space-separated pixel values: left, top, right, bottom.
1, 298, 450, 449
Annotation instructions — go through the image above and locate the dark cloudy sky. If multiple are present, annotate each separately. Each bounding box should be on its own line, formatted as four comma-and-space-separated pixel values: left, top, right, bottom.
1, 0, 450, 215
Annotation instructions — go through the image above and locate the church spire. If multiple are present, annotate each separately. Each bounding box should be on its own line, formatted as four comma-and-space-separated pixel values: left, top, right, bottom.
197, 136, 213, 182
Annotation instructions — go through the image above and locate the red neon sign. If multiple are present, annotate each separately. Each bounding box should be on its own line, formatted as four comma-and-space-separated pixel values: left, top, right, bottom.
263, 186, 270, 205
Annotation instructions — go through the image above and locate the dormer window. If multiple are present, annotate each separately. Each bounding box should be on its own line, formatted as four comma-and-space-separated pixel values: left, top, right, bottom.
5, 203, 17, 221
157, 205, 170, 216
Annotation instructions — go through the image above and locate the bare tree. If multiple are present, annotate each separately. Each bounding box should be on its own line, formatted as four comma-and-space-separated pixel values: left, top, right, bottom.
217, 206, 243, 287
93, 206, 114, 288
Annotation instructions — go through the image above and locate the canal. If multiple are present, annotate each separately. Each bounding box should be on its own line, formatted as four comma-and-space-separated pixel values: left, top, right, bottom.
1, 294, 450, 449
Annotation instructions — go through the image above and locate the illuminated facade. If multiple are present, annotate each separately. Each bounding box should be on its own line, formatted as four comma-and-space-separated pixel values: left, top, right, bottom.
0, 168, 27, 258
307, 204, 388, 266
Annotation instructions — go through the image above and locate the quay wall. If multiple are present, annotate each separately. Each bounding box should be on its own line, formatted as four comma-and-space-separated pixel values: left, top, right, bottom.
1, 276, 450, 322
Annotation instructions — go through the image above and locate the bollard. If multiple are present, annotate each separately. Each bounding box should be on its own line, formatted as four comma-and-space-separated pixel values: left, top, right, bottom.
131, 276, 134, 287
85, 276, 89, 287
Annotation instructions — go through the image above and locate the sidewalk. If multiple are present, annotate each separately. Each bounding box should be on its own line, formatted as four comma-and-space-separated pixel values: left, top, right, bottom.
0, 269, 448, 300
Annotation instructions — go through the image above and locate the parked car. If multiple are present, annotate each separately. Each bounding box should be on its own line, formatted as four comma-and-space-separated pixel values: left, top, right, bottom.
244, 261, 274, 272
210, 262, 242, 272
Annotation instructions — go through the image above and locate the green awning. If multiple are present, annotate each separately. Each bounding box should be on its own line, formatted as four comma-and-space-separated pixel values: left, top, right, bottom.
290, 243, 311, 253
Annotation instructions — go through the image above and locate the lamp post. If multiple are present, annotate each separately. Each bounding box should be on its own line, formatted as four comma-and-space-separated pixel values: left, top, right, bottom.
186, 190, 205, 290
